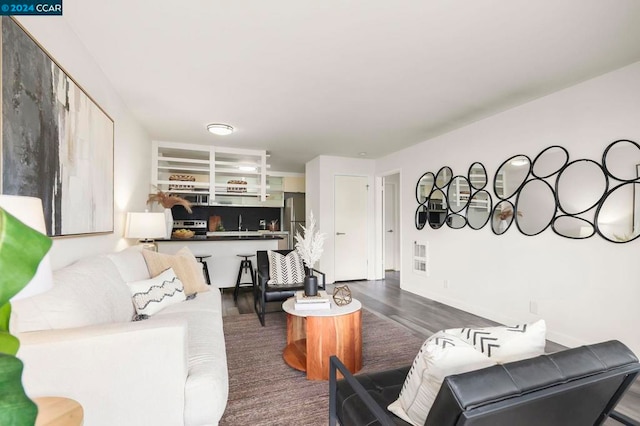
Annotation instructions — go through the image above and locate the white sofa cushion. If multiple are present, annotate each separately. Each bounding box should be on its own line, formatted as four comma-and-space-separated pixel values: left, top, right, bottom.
154, 290, 228, 424
11, 255, 135, 333
106, 246, 150, 282
128, 268, 187, 316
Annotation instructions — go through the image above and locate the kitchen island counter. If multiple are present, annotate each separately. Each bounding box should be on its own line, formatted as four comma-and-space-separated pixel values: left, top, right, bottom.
157, 233, 288, 288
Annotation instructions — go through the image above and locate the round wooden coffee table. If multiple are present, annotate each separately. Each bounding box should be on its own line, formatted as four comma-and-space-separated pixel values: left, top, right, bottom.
34, 396, 83, 426
282, 297, 362, 380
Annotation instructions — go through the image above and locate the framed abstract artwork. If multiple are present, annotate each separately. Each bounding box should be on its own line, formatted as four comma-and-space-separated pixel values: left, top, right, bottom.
1, 17, 114, 237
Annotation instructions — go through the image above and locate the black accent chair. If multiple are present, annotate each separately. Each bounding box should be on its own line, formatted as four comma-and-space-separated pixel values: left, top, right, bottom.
255, 249, 326, 326
329, 340, 640, 426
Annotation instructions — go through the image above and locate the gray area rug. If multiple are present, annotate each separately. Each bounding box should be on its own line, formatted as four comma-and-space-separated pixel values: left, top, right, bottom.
220, 309, 427, 426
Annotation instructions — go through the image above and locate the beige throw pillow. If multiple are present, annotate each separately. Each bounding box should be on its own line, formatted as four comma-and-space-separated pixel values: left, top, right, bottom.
142, 247, 209, 295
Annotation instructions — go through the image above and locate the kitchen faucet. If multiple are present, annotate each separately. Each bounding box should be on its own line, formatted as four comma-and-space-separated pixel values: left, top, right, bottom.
238, 214, 242, 231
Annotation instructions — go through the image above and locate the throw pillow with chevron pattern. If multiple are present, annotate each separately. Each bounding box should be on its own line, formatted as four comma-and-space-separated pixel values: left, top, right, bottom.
388, 331, 496, 426
128, 268, 187, 316
445, 319, 546, 363
267, 250, 306, 286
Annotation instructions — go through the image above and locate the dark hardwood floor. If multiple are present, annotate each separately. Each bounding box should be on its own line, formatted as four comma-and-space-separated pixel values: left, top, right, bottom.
222, 271, 639, 423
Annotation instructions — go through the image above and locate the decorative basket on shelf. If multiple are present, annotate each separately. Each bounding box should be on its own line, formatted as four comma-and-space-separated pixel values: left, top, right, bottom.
169, 174, 196, 190
227, 180, 247, 193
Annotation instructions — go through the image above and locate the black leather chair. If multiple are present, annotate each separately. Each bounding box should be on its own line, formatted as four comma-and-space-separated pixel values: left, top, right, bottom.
329, 340, 640, 426
255, 249, 326, 326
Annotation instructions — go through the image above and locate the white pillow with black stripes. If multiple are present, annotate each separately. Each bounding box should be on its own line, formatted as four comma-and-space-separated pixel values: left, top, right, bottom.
267, 250, 306, 286
128, 267, 186, 316
388, 320, 546, 426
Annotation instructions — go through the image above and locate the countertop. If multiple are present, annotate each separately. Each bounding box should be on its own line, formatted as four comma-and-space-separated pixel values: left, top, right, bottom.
158, 230, 287, 242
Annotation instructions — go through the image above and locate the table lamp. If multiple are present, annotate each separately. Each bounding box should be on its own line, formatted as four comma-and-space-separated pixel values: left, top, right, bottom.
125, 211, 167, 251
0, 195, 54, 300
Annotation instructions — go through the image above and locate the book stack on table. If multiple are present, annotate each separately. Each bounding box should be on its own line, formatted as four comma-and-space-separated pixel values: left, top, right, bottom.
294, 290, 331, 310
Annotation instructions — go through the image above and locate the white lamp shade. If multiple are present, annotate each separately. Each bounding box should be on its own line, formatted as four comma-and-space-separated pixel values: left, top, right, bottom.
0, 195, 54, 300
0, 195, 47, 234
125, 212, 167, 239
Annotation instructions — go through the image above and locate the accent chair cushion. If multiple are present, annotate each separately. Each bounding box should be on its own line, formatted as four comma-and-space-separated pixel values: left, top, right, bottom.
267, 250, 306, 286
444, 319, 546, 363
142, 247, 209, 295
128, 268, 187, 316
387, 320, 547, 426
387, 331, 496, 426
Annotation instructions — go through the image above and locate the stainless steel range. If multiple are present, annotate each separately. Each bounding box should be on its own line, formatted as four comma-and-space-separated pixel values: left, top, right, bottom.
173, 220, 208, 239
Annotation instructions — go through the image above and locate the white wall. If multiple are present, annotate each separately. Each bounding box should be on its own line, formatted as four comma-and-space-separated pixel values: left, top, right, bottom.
376, 61, 640, 355
15, 17, 151, 269
305, 155, 376, 283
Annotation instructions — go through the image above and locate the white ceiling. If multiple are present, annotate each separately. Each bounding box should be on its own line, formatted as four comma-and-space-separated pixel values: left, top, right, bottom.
63, 0, 640, 172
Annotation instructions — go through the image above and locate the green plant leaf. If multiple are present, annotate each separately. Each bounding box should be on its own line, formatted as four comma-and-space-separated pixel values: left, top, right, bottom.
0, 303, 9, 332
0, 332, 19, 356
0, 208, 52, 307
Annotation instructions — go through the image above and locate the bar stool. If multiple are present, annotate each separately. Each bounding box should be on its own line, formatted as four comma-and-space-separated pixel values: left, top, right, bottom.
234, 254, 255, 301
194, 254, 212, 285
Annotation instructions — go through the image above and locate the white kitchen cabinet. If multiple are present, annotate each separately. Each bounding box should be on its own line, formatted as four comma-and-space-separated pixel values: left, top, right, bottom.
152, 141, 283, 207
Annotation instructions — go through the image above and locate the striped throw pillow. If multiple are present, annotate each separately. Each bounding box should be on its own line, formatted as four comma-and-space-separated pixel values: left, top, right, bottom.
267, 250, 306, 286
128, 268, 186, 316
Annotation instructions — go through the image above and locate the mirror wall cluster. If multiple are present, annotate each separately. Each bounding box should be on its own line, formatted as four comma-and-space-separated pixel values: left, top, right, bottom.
415, 139, 640, 243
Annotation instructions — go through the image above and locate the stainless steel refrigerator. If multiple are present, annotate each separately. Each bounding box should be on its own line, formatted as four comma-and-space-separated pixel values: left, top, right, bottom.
283, 195, 305, 249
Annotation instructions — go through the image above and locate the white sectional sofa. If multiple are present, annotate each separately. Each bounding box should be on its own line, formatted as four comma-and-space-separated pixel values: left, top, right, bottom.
10, 247, 228, 426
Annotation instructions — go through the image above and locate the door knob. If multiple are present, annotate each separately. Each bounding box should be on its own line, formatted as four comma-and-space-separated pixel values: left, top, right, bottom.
336, 232, 346, 235
387, 230, 393, 233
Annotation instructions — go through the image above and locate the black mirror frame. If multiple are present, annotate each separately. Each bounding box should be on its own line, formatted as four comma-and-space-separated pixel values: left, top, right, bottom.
532, 145, 569, 179
602, 139, 640, 182
435, 166, 453, 189
466, 189, 493, 230
555, 159, 608, 216
415, 204, 427, 230
494, 154, 532, 200
446, 213, 467, 229
447, 175, 471, 214
551, 215, 595, 240
594, 181, 640, 243
514, 178, 557, 236
492, 200, 516, 235
415, 172, 435, 204
468, 162, 487, 190
427, 188, 448, 229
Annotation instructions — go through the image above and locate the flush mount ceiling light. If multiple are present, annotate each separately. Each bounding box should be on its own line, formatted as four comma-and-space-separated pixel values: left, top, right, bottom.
207, 123, 234, 136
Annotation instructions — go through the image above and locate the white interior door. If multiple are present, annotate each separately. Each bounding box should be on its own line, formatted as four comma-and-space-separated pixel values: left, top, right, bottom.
335, 175, 368, 281
384, 182, 397, 270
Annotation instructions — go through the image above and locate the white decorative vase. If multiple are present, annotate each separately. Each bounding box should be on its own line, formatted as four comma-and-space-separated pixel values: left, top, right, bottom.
164, 208, 173, 239
498, 219, 508, 233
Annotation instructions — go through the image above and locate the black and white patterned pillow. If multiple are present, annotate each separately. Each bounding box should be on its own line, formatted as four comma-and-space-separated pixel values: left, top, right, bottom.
267, 250, 306, 286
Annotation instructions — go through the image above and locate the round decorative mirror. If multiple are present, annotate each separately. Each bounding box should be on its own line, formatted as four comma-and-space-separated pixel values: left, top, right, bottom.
552, 215, 594, 239
468, 162, 487, 190
532, 145, 569, 178
435, 167, 453, 189
494, 155, 532, 200
602, 139, 640, 182
447, 176, 471, 213
446, 213, 466, 229
492, 200, 516, 235
595, 182, 640, 243
556, 159, 608, 215
466, 190, 492, 230
515, 179, 556, 236
427, 189, 448, 229
415, 172, 435, 204
415, 205, 428, 230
